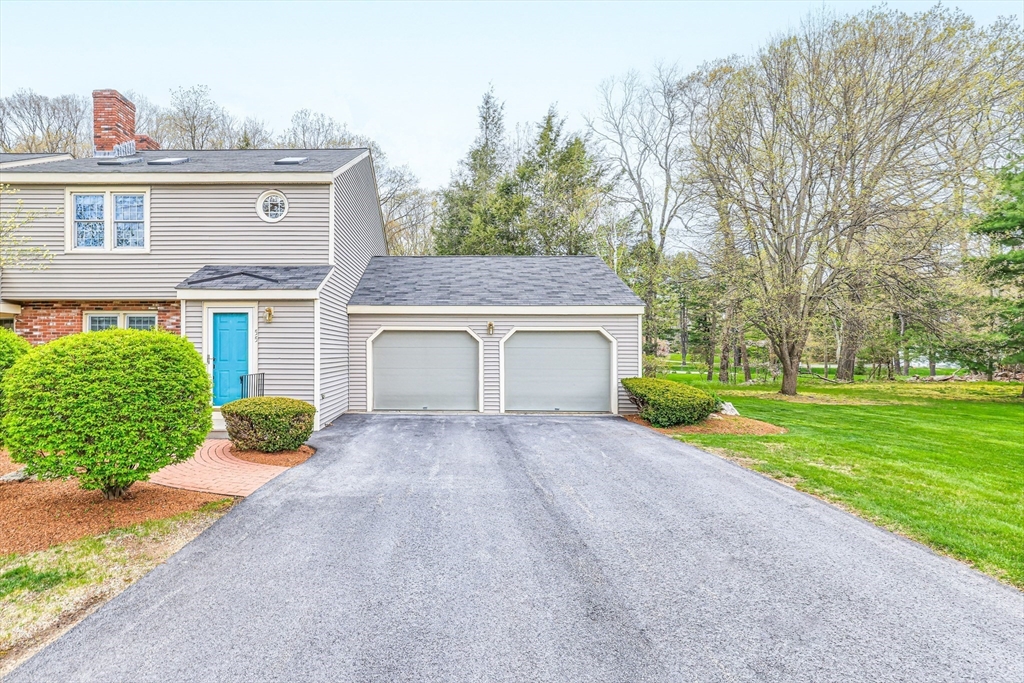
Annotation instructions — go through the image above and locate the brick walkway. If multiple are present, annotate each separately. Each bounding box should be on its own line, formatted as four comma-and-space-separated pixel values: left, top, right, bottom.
150, 440, 288, 497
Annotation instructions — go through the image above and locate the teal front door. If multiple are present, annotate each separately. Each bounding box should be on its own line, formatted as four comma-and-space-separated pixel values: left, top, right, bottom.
212, 312, 249, 406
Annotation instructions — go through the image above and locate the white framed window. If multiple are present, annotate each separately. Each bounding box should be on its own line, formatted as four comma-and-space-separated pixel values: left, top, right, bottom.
65, 188, 151, 252
84, 312, 158, 332
256, 190, 288, 223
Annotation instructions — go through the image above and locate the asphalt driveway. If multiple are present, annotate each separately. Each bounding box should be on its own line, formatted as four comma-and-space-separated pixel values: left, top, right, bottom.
10, 415, 1023, 682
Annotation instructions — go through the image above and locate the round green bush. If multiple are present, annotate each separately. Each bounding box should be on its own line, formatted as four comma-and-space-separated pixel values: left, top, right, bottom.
221, 397, 315, 452
0, 327, 31, 444
621, 377, 719, 427
2, 329, 212, 499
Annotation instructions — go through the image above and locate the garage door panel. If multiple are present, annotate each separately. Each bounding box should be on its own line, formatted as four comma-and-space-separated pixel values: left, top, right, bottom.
373, 331, 478, 411
505, 331, 611, 412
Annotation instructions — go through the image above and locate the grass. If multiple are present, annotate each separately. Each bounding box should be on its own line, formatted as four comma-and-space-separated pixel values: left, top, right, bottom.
659, 374, 1024, 588
0, 499, 232, 673
0, 566, 80, 600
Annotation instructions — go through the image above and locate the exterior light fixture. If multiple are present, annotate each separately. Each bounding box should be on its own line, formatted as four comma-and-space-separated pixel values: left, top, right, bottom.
264, 307, 274, 323
487, 321, 494, 335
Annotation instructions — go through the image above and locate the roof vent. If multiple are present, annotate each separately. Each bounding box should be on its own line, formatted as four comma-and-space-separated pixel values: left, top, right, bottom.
274, 156, 309, 165
97, 156, 144, 166
147, 157, 190, 166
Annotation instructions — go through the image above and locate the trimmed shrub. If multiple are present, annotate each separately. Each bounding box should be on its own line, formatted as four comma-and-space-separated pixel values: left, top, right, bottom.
621, 377, 718, 427
3, 329, 212, 499
0, 328, 31, 443
221, 397, 315, 452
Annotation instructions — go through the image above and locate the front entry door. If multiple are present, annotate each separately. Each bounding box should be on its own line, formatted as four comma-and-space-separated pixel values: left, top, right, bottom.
212, 312, 249, 406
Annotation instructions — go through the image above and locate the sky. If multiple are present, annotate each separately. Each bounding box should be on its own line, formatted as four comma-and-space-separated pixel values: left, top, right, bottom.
1, 1, 1020, 188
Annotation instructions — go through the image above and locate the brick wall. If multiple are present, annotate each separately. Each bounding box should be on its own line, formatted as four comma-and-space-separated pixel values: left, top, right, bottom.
14, 301, 181, 345
134, 134, 160, 151
93, 89, 136, 154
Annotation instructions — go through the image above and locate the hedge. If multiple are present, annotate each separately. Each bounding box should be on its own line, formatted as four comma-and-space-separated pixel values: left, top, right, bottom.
621, 377, 718, 427
2, 329, 212, 499
0, 328, 30, 443
221, 396, 315, 452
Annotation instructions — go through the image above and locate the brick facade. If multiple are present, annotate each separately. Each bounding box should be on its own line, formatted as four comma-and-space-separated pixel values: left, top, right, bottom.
14, 301, 181, 345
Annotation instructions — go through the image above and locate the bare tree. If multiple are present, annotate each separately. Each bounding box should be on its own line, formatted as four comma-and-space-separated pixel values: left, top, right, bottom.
164, 85, 234, 149
123, 90, 169, 145
589, 67, 700, 352
0, 89, 91, 156
687, 7, 1024, 394
235, 117, 275, 149
279, 109, 353, 149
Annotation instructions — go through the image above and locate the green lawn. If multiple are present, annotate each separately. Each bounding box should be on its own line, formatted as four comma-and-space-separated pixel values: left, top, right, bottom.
660, 375, 1024, 588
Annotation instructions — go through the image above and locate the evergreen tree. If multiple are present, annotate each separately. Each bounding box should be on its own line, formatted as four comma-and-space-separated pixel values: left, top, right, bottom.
972, 159, 1024, 392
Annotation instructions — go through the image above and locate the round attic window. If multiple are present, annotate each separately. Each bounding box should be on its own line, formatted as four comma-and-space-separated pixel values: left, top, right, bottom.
256, 190, 288, 223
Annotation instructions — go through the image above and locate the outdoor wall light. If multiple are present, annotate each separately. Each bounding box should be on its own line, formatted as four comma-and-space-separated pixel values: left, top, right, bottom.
487, 321, 494, 335
264, 307, 274, 323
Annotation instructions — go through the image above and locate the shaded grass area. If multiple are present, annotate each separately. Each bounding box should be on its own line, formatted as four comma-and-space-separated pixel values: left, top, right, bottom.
0, 500, 232, 673
661, 376, 1024, 588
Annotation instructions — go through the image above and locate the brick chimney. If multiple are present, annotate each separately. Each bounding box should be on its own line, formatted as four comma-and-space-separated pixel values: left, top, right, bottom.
92, 89, 160, 156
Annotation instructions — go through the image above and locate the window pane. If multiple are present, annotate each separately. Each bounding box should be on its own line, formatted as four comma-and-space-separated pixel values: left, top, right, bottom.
88, 315, 119, 332
114, 195, 144, 221
126, 315, 156, 330
0, 319, 13, 331
262, 194, 286, 219
74, 194, 104, 220
115, 222, 145, 248
75, 221, 105, 248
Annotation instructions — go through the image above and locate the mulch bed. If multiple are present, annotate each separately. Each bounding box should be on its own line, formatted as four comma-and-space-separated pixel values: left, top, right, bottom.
228, 444, 315, 467
0, 452, 225, 556
624, 413, 787, 436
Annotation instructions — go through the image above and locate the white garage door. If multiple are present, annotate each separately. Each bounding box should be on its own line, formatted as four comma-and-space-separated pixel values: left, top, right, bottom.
372, 331, 479, 411
504, 331, 612, 412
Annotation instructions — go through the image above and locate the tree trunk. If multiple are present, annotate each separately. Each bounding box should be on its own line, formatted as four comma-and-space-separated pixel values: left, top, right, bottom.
781, 358, 799, 395
678, 303, 686, 365
719, 338, 730, 383
101, 482, 132, 500
739, 340, 752, 382
706, 314, 716, 381
836, 316, 862, 382
929, 347, 936, 377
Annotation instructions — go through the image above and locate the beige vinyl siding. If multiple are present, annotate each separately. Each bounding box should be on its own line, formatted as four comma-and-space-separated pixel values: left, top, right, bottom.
182, 299, 315, 405
318, 157, 388, 428
349, 313, 641, 414
0, 185, 330, 300
259, 300, 315, 403
183, 300, 203, 356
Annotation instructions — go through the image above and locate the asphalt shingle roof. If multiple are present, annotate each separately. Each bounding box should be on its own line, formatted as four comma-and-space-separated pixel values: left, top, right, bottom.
176, 265, 333, 290
349, 256, 643, 307
0, 153, 67, 163
4, 149, 366, 174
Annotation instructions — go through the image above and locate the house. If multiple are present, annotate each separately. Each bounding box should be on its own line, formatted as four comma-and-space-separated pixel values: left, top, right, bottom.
0, 89, 642, 429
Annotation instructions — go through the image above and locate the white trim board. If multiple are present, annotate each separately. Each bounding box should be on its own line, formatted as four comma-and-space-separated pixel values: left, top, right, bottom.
177, 289, 319, 301
497, 327, 618, 415
365, 326, 485, 413
1, 172, 335, 185
348, 305, 645, 315
0, 154, 73, 169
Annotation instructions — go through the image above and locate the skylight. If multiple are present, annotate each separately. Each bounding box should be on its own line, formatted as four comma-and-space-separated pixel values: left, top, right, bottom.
147, 157, 191, 166
96, 157, 143, 166
274, 156, 309, 165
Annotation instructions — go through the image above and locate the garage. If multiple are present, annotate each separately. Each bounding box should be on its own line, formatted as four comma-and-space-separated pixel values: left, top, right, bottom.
370, 330, 480, 411
348, 256, 644, 414
503, 331, 613, 412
